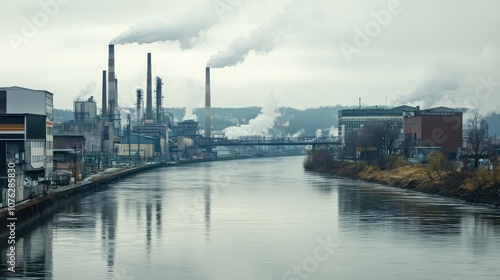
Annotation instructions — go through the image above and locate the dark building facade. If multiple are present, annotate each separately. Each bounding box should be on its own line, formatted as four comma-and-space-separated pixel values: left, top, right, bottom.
403, 107, 463, 158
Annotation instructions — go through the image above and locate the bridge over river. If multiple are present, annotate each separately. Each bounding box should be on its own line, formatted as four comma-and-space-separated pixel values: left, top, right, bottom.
195, 136, 343, 148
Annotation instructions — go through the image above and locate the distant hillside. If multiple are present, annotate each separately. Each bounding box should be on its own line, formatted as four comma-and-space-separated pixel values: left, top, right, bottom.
54, 106, 342, 137
53, 109, 73, 123
55, 106, 497, 138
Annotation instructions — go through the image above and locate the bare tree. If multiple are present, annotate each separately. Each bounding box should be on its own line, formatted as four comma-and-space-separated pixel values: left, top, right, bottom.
357, 125, 385, 154
466, 112, 492, 168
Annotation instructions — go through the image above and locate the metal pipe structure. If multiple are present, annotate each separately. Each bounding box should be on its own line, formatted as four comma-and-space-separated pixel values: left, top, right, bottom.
101, 70, 107, 117
204, 67, 211, 138
108, 44, 116, 118
146, 53, 153, 120
115, 77, 119, 111
155, 77, 163, 122
136, 89, 142, 124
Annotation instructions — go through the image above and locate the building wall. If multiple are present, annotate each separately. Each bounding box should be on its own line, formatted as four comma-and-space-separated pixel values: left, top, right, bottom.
421, 115, 462, 155
61, 122, 102, 152
404, 114, 462, 157
114, 143, 153, 158
5, 89, 47, 115
54, 135, 85, 150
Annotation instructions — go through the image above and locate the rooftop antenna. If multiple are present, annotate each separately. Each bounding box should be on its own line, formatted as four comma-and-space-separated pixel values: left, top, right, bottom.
359, 98, 361, 109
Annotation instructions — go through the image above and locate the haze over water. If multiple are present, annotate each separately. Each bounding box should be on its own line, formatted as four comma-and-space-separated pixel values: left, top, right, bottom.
2, 157, 500, 279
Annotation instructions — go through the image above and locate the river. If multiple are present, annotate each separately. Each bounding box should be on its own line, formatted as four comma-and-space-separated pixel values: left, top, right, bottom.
1, 157, 500, 279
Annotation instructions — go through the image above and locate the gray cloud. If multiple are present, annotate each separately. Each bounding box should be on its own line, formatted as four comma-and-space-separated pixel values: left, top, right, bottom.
111, 4, 220, 49
207, 3, 301, 68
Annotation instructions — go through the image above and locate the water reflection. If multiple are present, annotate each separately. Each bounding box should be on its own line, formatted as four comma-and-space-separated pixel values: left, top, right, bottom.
99, 192, 117, 274
335, 180, 500, 239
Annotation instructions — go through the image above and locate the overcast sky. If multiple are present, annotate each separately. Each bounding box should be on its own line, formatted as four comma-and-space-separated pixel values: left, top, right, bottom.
2, 0, 500, 112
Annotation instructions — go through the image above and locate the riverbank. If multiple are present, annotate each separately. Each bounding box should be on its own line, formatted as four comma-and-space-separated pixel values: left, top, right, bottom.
0, 163, 166, 237
304, 151, 500, 208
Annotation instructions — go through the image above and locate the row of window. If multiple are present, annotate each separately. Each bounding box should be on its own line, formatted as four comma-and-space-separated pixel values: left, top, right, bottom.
47, 126, 53, 135
31, 141, 44, 148
46, 141, 53, 149
340, 117, 401, 122
32, 155, 44, 163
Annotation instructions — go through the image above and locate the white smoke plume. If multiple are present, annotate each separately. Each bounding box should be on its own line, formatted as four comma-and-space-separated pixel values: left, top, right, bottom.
395, 46, 500, 116
111, 4, 221, 49
328, 125, 338, 137
291, 129, 304, 138
76, 82, 96, 100
181, 79, 202, 121
315, 129, 322, 138
223, 94, 280, 139
183, 106, 198, 122
207, 4, 300, 68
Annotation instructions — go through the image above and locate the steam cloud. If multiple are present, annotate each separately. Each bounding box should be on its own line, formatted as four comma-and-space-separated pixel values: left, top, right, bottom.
111, 5, 221, 49
183, 106, 198, 122
180, 79, 202, 121
395, 46, 500, 116
223, 94, 281, 139
207, 4, 299, 68
328, 126, 338, 137
76, 82, 96, 100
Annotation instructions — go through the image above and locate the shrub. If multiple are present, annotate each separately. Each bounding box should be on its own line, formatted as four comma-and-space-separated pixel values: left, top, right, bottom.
426, 151, 457, 177
304, 149, 335, 171
386, 155, 407, 170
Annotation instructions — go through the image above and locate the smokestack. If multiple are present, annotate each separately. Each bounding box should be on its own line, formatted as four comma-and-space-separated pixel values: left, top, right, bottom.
115, 77, 119, 110
146, 53, 153, 120
205, 67, 211, 138
136, 89, 142, 124
108, 44, 116, 118
101, 70, 107, 117
156, 77, 162, 122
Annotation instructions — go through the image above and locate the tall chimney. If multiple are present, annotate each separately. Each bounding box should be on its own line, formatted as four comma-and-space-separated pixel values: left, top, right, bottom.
205, 67, 211, 138
101, 70, 107, 117
136, 89, 142, 124
156, 77, 162, 122
146, 53, 153, 120
108, 44, 116, 118
115, 77, 119, 110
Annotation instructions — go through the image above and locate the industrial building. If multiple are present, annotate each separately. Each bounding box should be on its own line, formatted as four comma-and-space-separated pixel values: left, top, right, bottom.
338, 105, 415, 157
338, 105, 415, 141
403, 107, 463, 159
0, 86, 54, 205
53, 135, 85, 181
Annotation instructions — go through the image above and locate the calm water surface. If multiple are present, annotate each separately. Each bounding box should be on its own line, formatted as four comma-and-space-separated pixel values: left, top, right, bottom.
1, 157, 500, 279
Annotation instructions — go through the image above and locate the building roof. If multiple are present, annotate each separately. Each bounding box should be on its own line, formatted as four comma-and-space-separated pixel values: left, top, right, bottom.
339, 105, 416, 117
0, 86, 54, 95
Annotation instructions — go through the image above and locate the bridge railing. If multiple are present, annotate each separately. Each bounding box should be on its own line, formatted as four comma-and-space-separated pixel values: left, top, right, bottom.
195, 136, 342, 146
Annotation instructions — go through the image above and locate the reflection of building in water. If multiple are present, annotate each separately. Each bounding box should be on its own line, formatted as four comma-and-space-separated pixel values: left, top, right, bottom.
0, 222, 54, 278
99, 192, 118, 272
205, 183, 211, 238
146, 201, 152, 254
336, 185, 463, 236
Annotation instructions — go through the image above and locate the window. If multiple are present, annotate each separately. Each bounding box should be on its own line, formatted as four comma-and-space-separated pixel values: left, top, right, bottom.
0, 91, 6, 114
